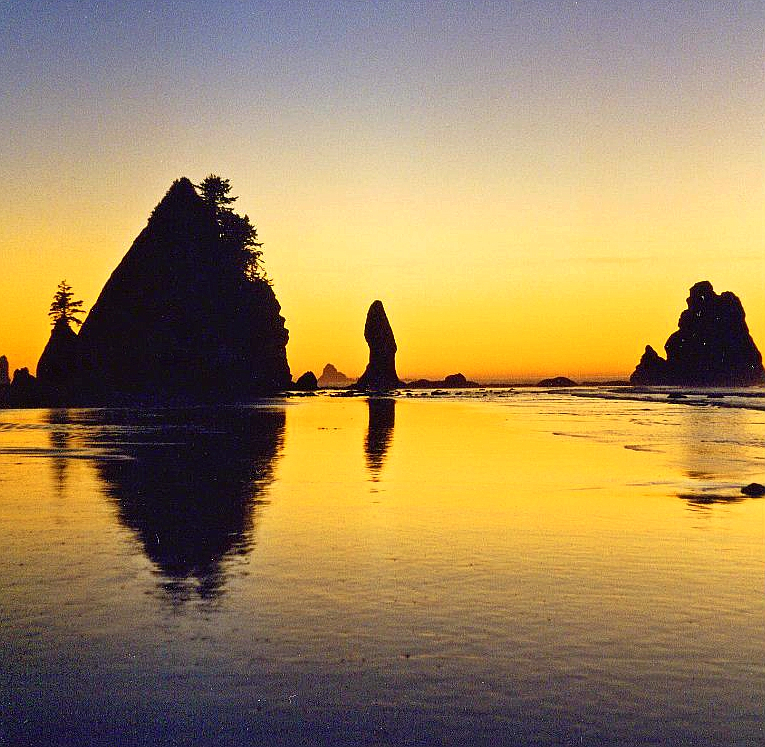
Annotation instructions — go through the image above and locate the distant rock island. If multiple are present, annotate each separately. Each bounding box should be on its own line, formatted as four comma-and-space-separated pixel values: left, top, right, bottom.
353, 301, 403, 391
631, 281, 765, 386
536, 376, 578, 387
407, 373, 479, 388
317, 363, 354, 387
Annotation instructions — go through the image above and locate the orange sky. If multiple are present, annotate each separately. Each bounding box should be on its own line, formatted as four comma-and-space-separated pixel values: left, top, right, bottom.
1, 2, 763, 381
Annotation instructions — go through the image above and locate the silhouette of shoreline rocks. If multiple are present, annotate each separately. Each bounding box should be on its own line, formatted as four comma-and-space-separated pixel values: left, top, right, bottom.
293, 371, 318, 391
407, 372, 479, 388
631, 281, 765, 386
537, 376, 578, 387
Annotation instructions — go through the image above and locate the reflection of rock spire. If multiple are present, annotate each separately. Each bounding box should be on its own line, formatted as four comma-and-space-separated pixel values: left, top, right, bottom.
365, 397, 395, 479
82, 407, 285, 603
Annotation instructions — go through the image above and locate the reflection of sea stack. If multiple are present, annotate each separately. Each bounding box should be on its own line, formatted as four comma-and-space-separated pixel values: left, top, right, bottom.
355, 300, 402, 391
365, 397, 395, 478
76, 178, 291, 403
317, 363, 353, 387
631, 281, 765, 386
87, 408, 285, 601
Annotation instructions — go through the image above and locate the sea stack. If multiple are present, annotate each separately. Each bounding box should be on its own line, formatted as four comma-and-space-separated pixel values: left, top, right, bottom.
75, 178, 291, 403
630, 281, 765, 386
37, 319, 79, 398
354, 300, 402, 391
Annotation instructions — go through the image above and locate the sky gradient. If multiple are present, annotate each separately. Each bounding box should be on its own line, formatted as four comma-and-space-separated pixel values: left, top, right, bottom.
2, 0, 764, 380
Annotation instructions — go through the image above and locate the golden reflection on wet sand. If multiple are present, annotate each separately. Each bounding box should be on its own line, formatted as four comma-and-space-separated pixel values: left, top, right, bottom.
0, 393, 763, 746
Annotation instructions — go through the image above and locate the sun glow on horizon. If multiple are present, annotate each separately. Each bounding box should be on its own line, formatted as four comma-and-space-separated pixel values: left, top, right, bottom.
1, 1, 763, 382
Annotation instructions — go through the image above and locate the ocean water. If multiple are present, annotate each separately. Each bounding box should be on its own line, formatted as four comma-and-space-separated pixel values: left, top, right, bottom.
1, 391, 763, 746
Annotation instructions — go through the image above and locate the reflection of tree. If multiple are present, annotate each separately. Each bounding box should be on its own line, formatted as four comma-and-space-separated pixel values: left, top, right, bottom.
47, 409, 73, 496
365, 397, 395, 480
82, 407, 285, 602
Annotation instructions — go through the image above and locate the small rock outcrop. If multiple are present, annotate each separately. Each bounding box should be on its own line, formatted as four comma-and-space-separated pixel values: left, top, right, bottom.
354, 301, 402, 391
0, 355, 9, 406
630, 281, 765, 386
408, 372, 479, 388
37, 319, 79, 399
9, 368, 41, 407
293, 371, 318, 391
537, 376, 578, 387
631, 346, 669, 385
317, 363, 353, 387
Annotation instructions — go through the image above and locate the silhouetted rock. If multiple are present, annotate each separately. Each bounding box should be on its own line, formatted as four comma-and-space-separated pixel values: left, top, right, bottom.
9, 368, 41, 407
293, 371, 318, 391
407, 372, 479, 388
354, 301, 402, 391
317, 363, 353, 387
76, 178, 291, 404
37, 319, 79, 402
631, 282, 765, 386
537, 376, 578, 387
0, 355, 9, 406
741, 482, 765, 497
631, 346, 669, 385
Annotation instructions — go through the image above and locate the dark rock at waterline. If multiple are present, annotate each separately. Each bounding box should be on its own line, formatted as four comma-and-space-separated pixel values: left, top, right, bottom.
76, 178, 290, 403
407, 372, 479, 388
741, 482, 765, 497
444, 373, 478, 387
537, 376, 578, 387
293, 371, 318, 391
9, 368, 41, 407
631, 345, 670, 385
354, 301, 402, 391
317, 363, 353, 387
37, 319, 80, 399
0, 355, 9, 406
630, 281, 765, 386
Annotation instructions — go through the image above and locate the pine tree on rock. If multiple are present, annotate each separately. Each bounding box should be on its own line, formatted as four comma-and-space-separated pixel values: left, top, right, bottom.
48, 281, 84, 328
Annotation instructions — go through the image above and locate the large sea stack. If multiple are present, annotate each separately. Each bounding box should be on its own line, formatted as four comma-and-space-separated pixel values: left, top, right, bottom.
76, 178, 291, 403
630, 281, 765, 386
354, 300, 402, 391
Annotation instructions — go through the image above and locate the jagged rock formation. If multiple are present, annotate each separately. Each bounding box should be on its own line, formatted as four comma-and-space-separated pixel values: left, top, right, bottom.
293, 371, 318, 391
354, 301, 402, 391
76, 178, 290, 403
537, 376, 578, 387
408, 372, 479, 388
317, 363, 353, 387
37, 319, 79, 400
0, 355, 9, 406
631, 346, 669, 385
631, 281, 765, 386
9, 368, 40, 407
